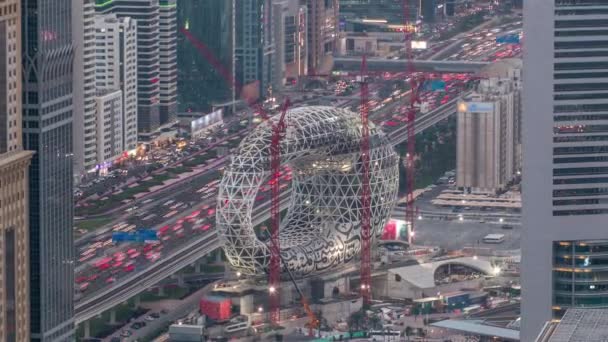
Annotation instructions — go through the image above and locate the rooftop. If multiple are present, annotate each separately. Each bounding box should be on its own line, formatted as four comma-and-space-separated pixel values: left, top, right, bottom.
431, 319, 520, 341
538, 309, 608, 342
388, 256, 494, 289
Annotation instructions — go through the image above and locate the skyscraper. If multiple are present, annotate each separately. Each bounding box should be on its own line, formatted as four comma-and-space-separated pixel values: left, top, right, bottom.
272, 0, 308, 90
307, 0, 339, 75
96, 0, 162, 133
21, 0, 76, 340
73, 0, 98, 177
177, 0, 234, 111
522, 1, 608, 340
95, 14, 138, 152
0, 0, 34, 340
159, 0, 177, 124
235, 0, 275, 100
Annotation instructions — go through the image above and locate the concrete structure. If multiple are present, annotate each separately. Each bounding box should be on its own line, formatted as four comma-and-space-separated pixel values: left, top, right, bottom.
168, 324, 203, 341
96, 0, 161, 133
522, 1, 608, 340
22, 0, 76, 339
431, 320, 519, 341
307, 0, 339, 75
0, 1, 34, 340
159, 0, 178, 124
72, 0, 97, 177
536, 309, 608, 342
333, 57, 489, 73
456, 59, 522, 193
94, 14, 138, 152
235, 0, 275, 100
272, 0, 307, 90
94, 90, 124, 168
375, 257, 494, 299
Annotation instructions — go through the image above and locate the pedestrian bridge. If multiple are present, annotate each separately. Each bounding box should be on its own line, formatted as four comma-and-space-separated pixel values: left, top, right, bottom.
333, 57, 489, 73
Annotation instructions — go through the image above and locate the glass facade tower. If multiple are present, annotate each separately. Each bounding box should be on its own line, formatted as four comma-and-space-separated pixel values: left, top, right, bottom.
21, 0, 75, 340
177, 0, 234, 111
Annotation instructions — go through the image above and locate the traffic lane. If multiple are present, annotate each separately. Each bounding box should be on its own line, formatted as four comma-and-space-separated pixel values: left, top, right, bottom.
410, 217, 521, 251
76, 175, 286, 296
75, 159, 224, 249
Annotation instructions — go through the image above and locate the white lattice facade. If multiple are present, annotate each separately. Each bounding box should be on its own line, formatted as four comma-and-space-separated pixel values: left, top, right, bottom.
217, 106, 399, 276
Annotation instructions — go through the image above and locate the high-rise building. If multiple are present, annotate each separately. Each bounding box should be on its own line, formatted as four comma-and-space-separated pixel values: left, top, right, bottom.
159, 0, 177, 124
272, 0, 307, 90
94, 89, 124, 163
0, 0, 34, 340
307, 0, 339, 75
95, 14, 138, 152
21, 0, 76, 340
235, 0, 275, 100
73, 0, 97, 177
96, 0, 162, 133
176, 0, 234, 112
420, 0, 435, 22
456, 60, 522, 193
522, 1, 608, 340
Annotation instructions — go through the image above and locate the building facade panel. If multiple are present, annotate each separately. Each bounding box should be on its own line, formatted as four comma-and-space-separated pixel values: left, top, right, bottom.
523, 1, 608, 340
21, 0, 76, 339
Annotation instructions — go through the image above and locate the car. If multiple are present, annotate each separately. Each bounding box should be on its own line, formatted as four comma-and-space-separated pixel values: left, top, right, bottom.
501, 225, 514, 230
145, 315, 156, 321
160, 309, 169, 314
76, 276, 88, 284
120, 330, 132, 337
110, 337, 121, 342
150, 312, 161, 318
130, 322, 142, 330
106, 277, 116, 284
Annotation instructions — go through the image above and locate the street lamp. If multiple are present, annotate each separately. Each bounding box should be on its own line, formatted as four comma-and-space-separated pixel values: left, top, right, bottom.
417, 215, 423, 220
499, 218, 504, 223
236, 271, 241, 278
459, 215, 464, 221
269, 286, 276, 294
258, 306, 264, 313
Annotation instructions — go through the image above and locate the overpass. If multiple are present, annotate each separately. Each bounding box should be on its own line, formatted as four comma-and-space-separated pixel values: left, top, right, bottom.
75, 97, 463, 324
334, 57, 489, 73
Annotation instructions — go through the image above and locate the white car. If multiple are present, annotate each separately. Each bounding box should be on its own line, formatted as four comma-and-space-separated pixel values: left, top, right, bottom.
145, 315, 156, 321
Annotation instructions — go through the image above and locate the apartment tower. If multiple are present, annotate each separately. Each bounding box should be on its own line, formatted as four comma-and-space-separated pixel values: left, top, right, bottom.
96, 0, 162, 133
95, 14, 138, 151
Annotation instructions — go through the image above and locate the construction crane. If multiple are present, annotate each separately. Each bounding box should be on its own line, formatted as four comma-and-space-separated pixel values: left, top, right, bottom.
359, 55, 372, 305
180, 27, 288, 326
268, 98, 291, 325
402, 0, 424, 245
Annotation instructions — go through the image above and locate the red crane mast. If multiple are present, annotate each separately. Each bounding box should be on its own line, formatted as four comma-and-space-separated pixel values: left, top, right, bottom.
402, 0, 424, 244
359, 55, 372, 305
180, 27, 288, 325
268, 98, 290, 325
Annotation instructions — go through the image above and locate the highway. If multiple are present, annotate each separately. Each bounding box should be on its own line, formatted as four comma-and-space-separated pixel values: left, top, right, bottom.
75, 192, 291, 323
